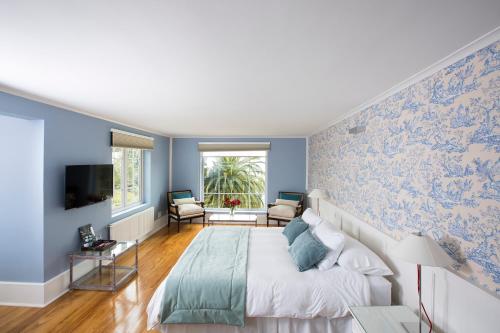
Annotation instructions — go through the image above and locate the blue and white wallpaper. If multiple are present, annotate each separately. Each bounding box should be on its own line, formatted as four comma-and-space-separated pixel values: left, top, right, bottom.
309, 40, 499, 295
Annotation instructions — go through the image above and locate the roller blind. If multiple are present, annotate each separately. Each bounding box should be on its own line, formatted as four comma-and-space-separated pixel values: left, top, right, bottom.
197, 142, 271, 152
111, 129, 154, 150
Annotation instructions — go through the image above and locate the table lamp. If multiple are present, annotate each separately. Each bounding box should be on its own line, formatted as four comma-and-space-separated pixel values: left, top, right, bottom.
308, 189, 329, 216
390, 232, 453, 333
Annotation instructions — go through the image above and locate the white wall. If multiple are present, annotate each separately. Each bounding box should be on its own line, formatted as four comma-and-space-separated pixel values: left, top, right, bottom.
0, 114, 44, 282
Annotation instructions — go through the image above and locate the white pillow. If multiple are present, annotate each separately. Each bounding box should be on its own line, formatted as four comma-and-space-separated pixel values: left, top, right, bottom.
301, 208, 322, 227
312, 221, 345, 270
275, 198, 299, 207
337, 235, 393, 276
173, 197, 196, 205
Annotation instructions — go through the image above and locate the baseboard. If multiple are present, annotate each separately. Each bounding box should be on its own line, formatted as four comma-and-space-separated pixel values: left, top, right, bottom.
0, 215, 168, 308
0, 281, 44, 307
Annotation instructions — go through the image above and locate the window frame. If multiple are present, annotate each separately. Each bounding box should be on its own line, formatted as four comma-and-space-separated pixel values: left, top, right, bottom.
112, 147, 144, 214
200, 150, 268, 213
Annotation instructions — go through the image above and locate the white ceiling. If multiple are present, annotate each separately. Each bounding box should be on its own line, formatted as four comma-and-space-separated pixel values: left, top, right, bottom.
0, 1, 499, 137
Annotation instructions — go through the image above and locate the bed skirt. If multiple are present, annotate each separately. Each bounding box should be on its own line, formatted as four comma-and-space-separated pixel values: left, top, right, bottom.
156, 316, 351, 333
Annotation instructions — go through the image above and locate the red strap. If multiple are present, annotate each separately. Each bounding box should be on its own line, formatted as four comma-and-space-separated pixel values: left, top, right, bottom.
417, 266, 433, 333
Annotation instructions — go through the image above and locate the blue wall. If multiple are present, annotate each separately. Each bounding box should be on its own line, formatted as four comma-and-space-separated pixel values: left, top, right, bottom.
0, 115, 44, 282
172, 138, 307, 204
0, 92, 170, 282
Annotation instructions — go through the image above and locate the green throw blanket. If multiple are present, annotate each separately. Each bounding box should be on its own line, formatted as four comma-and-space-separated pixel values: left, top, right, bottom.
159, 227, 250, 327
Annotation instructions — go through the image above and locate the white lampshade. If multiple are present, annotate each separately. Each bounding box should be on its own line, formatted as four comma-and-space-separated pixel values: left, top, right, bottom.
390, 233, 453, 267
308, 189, 329, 199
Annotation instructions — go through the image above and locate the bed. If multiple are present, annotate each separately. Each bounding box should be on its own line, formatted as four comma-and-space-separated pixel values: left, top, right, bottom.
147, 227, 391, 333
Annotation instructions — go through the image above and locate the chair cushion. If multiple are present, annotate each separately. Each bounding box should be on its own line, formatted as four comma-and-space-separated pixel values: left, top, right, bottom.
282, 217, 309, 245
280, 193, 302, 201
174, 197, 196, 205
288, 229, 328, 272
268, 204, 296, 218
177, 204, 204, 216
172, 192, 192, 200
275, 199, 299, 207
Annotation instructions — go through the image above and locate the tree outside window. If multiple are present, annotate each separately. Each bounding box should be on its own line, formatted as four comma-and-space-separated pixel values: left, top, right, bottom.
202, 151, 266, 210
112, 147, 143, 212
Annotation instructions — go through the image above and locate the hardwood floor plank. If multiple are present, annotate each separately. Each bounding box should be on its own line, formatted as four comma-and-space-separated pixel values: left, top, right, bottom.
0, 223, 202, 333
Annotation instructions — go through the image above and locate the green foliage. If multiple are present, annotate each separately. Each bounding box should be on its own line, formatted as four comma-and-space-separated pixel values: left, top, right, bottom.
112, 147, 142, 210
203, 156, 265, 209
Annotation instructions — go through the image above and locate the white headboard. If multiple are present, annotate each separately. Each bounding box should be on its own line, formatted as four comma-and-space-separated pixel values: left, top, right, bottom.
317, 200, 400, 296
315, 198, 500, 333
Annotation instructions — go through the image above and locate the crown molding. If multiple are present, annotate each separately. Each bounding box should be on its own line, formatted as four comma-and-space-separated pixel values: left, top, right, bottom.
0, 85, 308, 138
0, 85, 171, 138
173, 135, 308, 139
309, 26, 500, 137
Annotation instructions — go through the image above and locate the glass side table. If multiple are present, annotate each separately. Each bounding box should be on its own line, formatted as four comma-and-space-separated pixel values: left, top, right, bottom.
349, 305, 430, 333
69, 240, 138, 292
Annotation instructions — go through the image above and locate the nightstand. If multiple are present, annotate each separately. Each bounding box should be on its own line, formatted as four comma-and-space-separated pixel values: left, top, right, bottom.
349, 305, 430, 333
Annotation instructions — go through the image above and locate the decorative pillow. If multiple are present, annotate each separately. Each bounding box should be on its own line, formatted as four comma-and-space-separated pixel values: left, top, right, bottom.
337, 235, 393, 276
173, 197, 196, 205
275, 198, 299, 207
301, 208, 322, 227
172, 192, 192, 200
288, 229, 328, 272
312, 221, 345, 270
177, 203, 204, 216
280, 193, 302, 201
282, 217, 309, 245
268, 204, 296, 218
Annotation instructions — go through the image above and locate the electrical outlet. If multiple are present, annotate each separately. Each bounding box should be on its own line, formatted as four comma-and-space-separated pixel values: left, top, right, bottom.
348, 125, 366, 134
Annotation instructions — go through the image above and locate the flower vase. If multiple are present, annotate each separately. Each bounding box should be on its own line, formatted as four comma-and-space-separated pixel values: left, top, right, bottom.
230, 207, 235, 215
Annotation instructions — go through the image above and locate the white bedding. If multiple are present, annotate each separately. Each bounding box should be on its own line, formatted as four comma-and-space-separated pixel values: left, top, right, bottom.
147, 227, 390, 332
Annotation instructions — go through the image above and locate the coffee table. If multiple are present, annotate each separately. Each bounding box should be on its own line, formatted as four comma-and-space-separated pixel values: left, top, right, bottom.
208, 213, 258, 226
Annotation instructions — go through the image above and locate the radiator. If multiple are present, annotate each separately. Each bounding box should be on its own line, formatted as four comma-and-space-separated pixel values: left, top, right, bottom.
109, 207, 155, 242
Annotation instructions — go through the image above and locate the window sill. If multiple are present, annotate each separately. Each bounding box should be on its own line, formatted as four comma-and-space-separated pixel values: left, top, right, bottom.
205, 208, 266, 214
112, 203, 149, 219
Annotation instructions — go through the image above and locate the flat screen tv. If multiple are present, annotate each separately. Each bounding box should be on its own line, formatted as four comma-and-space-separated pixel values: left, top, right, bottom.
65, 164, 113, 210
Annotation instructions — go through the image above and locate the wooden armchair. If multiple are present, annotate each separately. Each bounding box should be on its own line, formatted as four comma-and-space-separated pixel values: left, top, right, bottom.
267, 191, 305, 227
167, 190, 206, 232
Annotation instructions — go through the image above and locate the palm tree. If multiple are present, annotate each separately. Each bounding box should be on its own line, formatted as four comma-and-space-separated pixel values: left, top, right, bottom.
203, 156, 265, 209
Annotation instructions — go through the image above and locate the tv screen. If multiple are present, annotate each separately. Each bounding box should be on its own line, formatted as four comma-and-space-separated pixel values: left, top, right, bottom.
65, 164, 113, 210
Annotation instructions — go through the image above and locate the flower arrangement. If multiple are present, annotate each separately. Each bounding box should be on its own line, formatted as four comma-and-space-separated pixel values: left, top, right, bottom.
223, 197, 241, 215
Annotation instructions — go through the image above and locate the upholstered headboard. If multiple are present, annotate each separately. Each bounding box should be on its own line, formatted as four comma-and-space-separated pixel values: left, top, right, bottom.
314, 198, 500, 333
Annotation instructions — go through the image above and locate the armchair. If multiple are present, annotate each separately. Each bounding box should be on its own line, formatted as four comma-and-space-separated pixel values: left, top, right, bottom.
167, 190, 206, 232
267, 191, 305, 227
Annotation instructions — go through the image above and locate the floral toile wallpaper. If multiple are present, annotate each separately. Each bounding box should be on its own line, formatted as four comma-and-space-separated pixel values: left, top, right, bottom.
308, 40, 499, 296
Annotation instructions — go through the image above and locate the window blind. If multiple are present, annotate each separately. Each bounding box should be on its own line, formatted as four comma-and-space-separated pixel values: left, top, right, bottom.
111, 129, 154, 150
197, 142, 271, 152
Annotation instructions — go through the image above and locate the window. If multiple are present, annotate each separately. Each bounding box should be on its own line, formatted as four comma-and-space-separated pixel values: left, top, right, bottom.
201, 151, 267, 211
112, 147, 143, 212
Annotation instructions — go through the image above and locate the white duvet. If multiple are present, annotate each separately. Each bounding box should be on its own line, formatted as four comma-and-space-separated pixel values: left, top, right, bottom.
147, 227, 371, 330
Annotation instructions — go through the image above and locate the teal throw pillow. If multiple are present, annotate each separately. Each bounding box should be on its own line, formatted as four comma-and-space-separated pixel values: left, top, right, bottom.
280, 193, 302, 201
282, 217, 308, 245
288, 229, 328, 272
172, 192, 191, 200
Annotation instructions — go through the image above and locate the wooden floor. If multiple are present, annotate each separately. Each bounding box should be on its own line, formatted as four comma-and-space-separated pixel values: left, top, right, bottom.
0, 222, 204, 333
